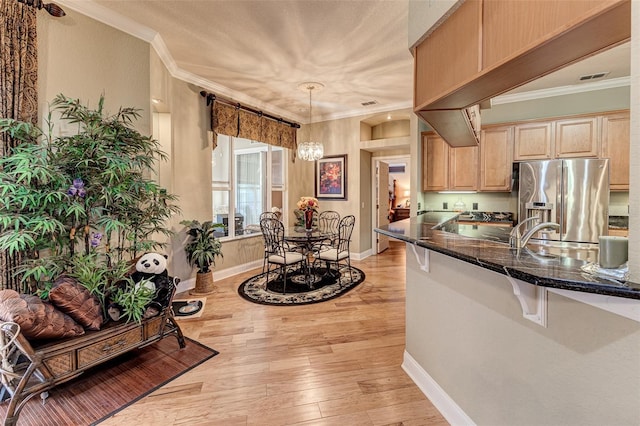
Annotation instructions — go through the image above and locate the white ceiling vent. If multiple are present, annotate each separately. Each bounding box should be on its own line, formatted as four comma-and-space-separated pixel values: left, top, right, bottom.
578, 71, 610, 81
361, 100, 378, 106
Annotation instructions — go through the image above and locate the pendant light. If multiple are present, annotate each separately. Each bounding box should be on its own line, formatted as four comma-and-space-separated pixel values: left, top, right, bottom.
296, 82, 324, 161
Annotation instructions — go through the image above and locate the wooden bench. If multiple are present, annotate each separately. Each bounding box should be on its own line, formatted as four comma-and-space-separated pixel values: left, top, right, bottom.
0, 307, 185, 425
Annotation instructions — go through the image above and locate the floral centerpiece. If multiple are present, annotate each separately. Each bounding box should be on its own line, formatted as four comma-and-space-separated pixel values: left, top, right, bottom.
295, 196, 319, 231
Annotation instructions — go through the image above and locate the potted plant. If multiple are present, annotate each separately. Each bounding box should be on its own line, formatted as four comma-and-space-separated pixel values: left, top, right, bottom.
0, 94, 180, 322
180, 220, 223, 294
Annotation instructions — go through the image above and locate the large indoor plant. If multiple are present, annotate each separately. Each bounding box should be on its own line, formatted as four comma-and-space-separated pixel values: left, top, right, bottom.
180, 220, 223, 295
0, 94, 179, 321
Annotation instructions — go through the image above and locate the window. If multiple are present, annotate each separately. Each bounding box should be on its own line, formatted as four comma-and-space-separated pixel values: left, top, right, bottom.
212, 135, 285, 239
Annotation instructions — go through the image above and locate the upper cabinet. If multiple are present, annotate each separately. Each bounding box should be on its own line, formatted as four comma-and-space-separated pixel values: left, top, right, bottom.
414, 1, 481, 109
601, 111, 630, 191
513, 122, 554, 161
512, 113, 611, 162
482, 1, 623, 70
422, 132, 478, 192
422, 133, 449, 192
555, 116, 599, 158
413, 0, 630, 147
480, 125, 513, 192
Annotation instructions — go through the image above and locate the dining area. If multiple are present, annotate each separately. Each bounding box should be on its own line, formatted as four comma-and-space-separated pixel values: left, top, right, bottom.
237, 207, 364, 306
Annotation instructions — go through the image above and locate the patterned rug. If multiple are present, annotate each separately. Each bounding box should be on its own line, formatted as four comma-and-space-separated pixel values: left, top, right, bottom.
238, 265, 365, 305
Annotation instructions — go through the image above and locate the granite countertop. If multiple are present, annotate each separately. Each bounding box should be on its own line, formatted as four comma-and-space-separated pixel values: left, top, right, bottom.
376, 212, 640, 300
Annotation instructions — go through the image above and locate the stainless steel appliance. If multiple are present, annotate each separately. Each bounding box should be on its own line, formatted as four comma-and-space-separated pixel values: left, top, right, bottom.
518, 159, 609, 244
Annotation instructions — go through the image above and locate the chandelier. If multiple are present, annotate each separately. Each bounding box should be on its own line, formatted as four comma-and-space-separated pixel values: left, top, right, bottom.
296, 82, 324, 161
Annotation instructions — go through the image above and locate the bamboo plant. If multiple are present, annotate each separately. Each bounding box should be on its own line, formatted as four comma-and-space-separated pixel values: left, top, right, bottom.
0, 94, 180, 319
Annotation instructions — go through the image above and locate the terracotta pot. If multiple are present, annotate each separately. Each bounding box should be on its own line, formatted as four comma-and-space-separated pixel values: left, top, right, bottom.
190, 271, 216, 295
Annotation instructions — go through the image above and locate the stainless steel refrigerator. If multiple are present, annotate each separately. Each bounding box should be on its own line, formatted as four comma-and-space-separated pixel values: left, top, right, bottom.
518, 158, 609, 244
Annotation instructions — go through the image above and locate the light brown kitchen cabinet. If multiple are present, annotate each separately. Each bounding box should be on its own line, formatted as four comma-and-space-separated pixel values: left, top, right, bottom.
482, 1, 620, 70
601, 111, 630, 191
413, 0, 629, 147
413, 1, 481, 109
422, 133, 449, 191
480, 125, 514, 192
513, 122, 554, 161
422, 132, 477, 192
450, 145, 478, 191
555, 116, 599, 158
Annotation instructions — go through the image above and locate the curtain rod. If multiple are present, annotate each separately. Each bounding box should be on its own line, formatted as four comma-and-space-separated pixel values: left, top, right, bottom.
200, 91, 300, 129
16, 0, 66, 17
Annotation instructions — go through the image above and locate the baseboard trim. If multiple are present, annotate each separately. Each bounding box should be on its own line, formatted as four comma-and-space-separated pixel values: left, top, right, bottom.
177, 260, 263, 293
402, 350, 476, 426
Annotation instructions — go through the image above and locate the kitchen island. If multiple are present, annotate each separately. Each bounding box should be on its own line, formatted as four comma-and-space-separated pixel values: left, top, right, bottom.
378, 212, 640, 299
376, 213, 640, 426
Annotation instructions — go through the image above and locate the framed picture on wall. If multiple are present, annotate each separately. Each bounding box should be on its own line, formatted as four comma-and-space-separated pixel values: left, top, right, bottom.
315, 154, 347, 200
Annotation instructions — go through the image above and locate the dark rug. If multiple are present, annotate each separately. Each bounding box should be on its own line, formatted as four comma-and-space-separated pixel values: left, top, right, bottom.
0, 337, 218, 426
238, 265, 365, 305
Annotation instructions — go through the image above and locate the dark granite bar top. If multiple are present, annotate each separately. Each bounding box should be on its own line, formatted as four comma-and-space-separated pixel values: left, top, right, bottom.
376, 212, 640, 300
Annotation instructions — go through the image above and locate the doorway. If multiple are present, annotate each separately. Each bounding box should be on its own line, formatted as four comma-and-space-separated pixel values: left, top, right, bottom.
371, 155, 411, 254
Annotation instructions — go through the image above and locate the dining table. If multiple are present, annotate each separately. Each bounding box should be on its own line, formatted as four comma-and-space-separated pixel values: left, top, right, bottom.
283, 227, 330, 288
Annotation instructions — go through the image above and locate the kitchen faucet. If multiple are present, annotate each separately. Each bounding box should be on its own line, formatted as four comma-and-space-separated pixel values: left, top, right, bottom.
509, 217, 560, 249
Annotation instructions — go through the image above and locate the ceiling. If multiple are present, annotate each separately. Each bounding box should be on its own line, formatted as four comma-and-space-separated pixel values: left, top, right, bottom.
57, 1, 630, 124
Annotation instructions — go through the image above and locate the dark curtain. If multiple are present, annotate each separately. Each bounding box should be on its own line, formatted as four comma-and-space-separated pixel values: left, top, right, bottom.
0, 0, 39, 290
210, 101, 297, 156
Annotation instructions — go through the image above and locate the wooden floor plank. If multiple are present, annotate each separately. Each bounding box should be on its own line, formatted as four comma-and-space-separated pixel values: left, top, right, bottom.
100, 242, 449, 425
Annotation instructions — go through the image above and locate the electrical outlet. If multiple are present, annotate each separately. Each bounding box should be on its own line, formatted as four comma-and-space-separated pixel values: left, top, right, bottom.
472, 202, 478, 210
443, 202, 448, 210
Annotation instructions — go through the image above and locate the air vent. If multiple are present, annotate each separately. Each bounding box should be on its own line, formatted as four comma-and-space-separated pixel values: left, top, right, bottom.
361, 100, 378, 106
578, 72, 609, 81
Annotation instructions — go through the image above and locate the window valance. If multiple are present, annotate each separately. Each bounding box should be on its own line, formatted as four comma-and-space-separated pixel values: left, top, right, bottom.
203, 92, 298, 153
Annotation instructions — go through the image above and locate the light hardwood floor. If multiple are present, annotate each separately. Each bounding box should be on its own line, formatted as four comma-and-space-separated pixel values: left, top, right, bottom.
103, 241, 449, 425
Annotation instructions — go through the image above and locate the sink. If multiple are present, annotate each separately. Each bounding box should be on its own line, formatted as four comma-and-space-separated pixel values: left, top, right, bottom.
524, 242, 598, 263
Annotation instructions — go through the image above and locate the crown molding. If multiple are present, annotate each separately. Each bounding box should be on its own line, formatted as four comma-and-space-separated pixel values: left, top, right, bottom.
57, 0, 157, 41
491, 76, 630, 106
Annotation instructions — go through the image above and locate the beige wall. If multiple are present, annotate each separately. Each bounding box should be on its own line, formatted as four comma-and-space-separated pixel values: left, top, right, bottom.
38, 11, 150, 135
292, 109, 414, 256
406, 246, 640, 425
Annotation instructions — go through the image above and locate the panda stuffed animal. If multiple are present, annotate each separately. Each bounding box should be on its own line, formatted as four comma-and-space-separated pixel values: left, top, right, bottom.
107, 252, 177, 321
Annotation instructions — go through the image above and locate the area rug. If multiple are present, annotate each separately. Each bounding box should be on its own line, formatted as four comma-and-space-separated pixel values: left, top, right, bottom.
0, 337, 218, 426
172, 297, 207, 319
238, 265, 365, 306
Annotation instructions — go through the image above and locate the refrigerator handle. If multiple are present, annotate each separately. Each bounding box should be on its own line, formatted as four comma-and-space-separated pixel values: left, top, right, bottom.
558, 161, 565, 237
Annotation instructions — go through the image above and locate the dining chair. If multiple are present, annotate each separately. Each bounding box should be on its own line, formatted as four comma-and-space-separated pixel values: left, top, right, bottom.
259, 212, 280, 272
318, 210, 340, 243
313, 215, 355, 283
260, 218, 305, 294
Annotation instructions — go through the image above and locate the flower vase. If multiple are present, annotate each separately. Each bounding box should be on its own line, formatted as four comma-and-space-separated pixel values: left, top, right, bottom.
304, 209, 314, 231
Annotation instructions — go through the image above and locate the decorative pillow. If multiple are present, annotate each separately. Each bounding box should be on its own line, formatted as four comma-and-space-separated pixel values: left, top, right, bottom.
0, 289, 84, 340
49, 275, 103, 330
